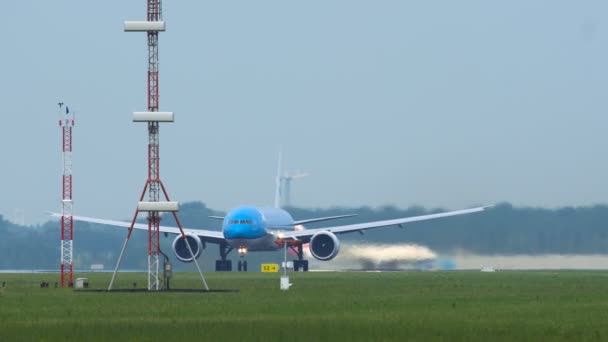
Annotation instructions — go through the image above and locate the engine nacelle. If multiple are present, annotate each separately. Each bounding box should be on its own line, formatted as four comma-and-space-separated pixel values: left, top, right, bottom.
172, 234, 203, 262
309, 231, 340, 261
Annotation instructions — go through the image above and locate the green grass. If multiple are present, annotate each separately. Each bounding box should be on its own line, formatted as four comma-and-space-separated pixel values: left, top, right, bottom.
1, 271, 608, 341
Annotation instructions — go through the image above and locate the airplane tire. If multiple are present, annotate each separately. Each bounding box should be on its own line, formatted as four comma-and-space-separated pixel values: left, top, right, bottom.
243, 261, 248, 272
216, 260, 233, 272
238, 260, 243, 272
293, 260, 301, 272
302, 260, 309, 272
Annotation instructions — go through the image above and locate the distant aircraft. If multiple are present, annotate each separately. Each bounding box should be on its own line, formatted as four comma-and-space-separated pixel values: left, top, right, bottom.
49, 155, 491, 272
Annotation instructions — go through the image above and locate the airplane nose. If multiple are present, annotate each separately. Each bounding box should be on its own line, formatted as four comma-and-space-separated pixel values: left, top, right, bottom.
226, 225, 247, 238
225, 223, 263, 239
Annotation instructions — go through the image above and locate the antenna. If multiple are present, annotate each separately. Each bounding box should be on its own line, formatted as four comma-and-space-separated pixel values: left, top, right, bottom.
111, 0, 208, 291
58, 102, 75, 288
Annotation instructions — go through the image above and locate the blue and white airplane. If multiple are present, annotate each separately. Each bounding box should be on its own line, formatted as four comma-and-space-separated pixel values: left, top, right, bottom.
53, 158, 491, 271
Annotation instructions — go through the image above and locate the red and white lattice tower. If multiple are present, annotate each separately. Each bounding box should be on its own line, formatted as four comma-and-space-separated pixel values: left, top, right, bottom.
58, 103, 74, 288
109, 0, 208, 291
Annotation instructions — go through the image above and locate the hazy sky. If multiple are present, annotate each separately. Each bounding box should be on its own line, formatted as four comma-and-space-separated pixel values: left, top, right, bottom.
1, 1, 607, 225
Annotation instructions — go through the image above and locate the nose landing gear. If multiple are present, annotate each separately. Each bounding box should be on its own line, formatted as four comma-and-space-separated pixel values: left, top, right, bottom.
237, 259, 248, 272
237, 247, 248, 272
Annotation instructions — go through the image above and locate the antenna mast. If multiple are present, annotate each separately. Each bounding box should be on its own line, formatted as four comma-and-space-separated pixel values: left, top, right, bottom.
58, 102, 74, 288
111, 0, 208, 291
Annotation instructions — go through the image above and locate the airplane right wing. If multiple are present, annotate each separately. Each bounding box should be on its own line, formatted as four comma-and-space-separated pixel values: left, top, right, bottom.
293, 214, 358, 225
282, 205, 493, 241
46, 212, 226, 244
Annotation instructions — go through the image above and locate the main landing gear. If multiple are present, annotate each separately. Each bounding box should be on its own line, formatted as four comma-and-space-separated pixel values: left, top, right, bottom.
291, 244, 309, 272
215, 242, 233, 272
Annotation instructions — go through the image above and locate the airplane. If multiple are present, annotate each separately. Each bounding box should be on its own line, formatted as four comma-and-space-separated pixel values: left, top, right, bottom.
48, 155, 492, 272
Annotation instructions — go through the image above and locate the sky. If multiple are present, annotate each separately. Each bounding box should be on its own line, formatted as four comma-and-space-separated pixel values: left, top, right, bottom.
1, 1, 607, 225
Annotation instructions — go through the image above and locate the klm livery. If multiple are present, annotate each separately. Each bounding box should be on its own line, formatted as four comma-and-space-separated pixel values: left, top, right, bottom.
54, 156, 491, 271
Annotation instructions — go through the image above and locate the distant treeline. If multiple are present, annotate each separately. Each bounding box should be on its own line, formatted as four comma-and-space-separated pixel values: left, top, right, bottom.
1, 202, 608, 270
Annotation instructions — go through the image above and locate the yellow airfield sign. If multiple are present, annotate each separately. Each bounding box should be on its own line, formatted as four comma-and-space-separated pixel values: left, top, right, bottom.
261, 264, 279, 273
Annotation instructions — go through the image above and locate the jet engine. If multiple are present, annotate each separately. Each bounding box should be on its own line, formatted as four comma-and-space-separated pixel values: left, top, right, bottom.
172, 234, 203, 262
309, 231, 340, 261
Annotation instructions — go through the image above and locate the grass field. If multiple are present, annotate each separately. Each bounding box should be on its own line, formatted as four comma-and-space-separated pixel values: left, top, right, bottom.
1, 271, 608, 341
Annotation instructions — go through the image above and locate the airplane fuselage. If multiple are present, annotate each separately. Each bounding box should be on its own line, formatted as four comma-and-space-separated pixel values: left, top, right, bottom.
222, 206, 294, 253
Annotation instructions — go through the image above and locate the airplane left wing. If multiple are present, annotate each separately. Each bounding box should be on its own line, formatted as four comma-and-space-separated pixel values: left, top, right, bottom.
281, 205, 492, 241
46, 212, 225, 244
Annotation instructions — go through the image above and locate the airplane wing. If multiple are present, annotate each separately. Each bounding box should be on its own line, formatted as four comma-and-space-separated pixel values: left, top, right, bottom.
281, 205, 492, 241
293, 214, 358, 225
46, 212, 225, 244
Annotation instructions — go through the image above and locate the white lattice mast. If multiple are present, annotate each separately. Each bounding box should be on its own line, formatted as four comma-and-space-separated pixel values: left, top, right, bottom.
58, 102, 74, 288
108, 0, 208, 291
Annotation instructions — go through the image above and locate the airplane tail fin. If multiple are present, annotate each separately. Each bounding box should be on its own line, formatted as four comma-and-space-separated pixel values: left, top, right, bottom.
274, 147, 283, 209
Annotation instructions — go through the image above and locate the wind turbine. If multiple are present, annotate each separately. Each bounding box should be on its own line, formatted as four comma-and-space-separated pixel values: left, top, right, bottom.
282, 170, 309, 207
